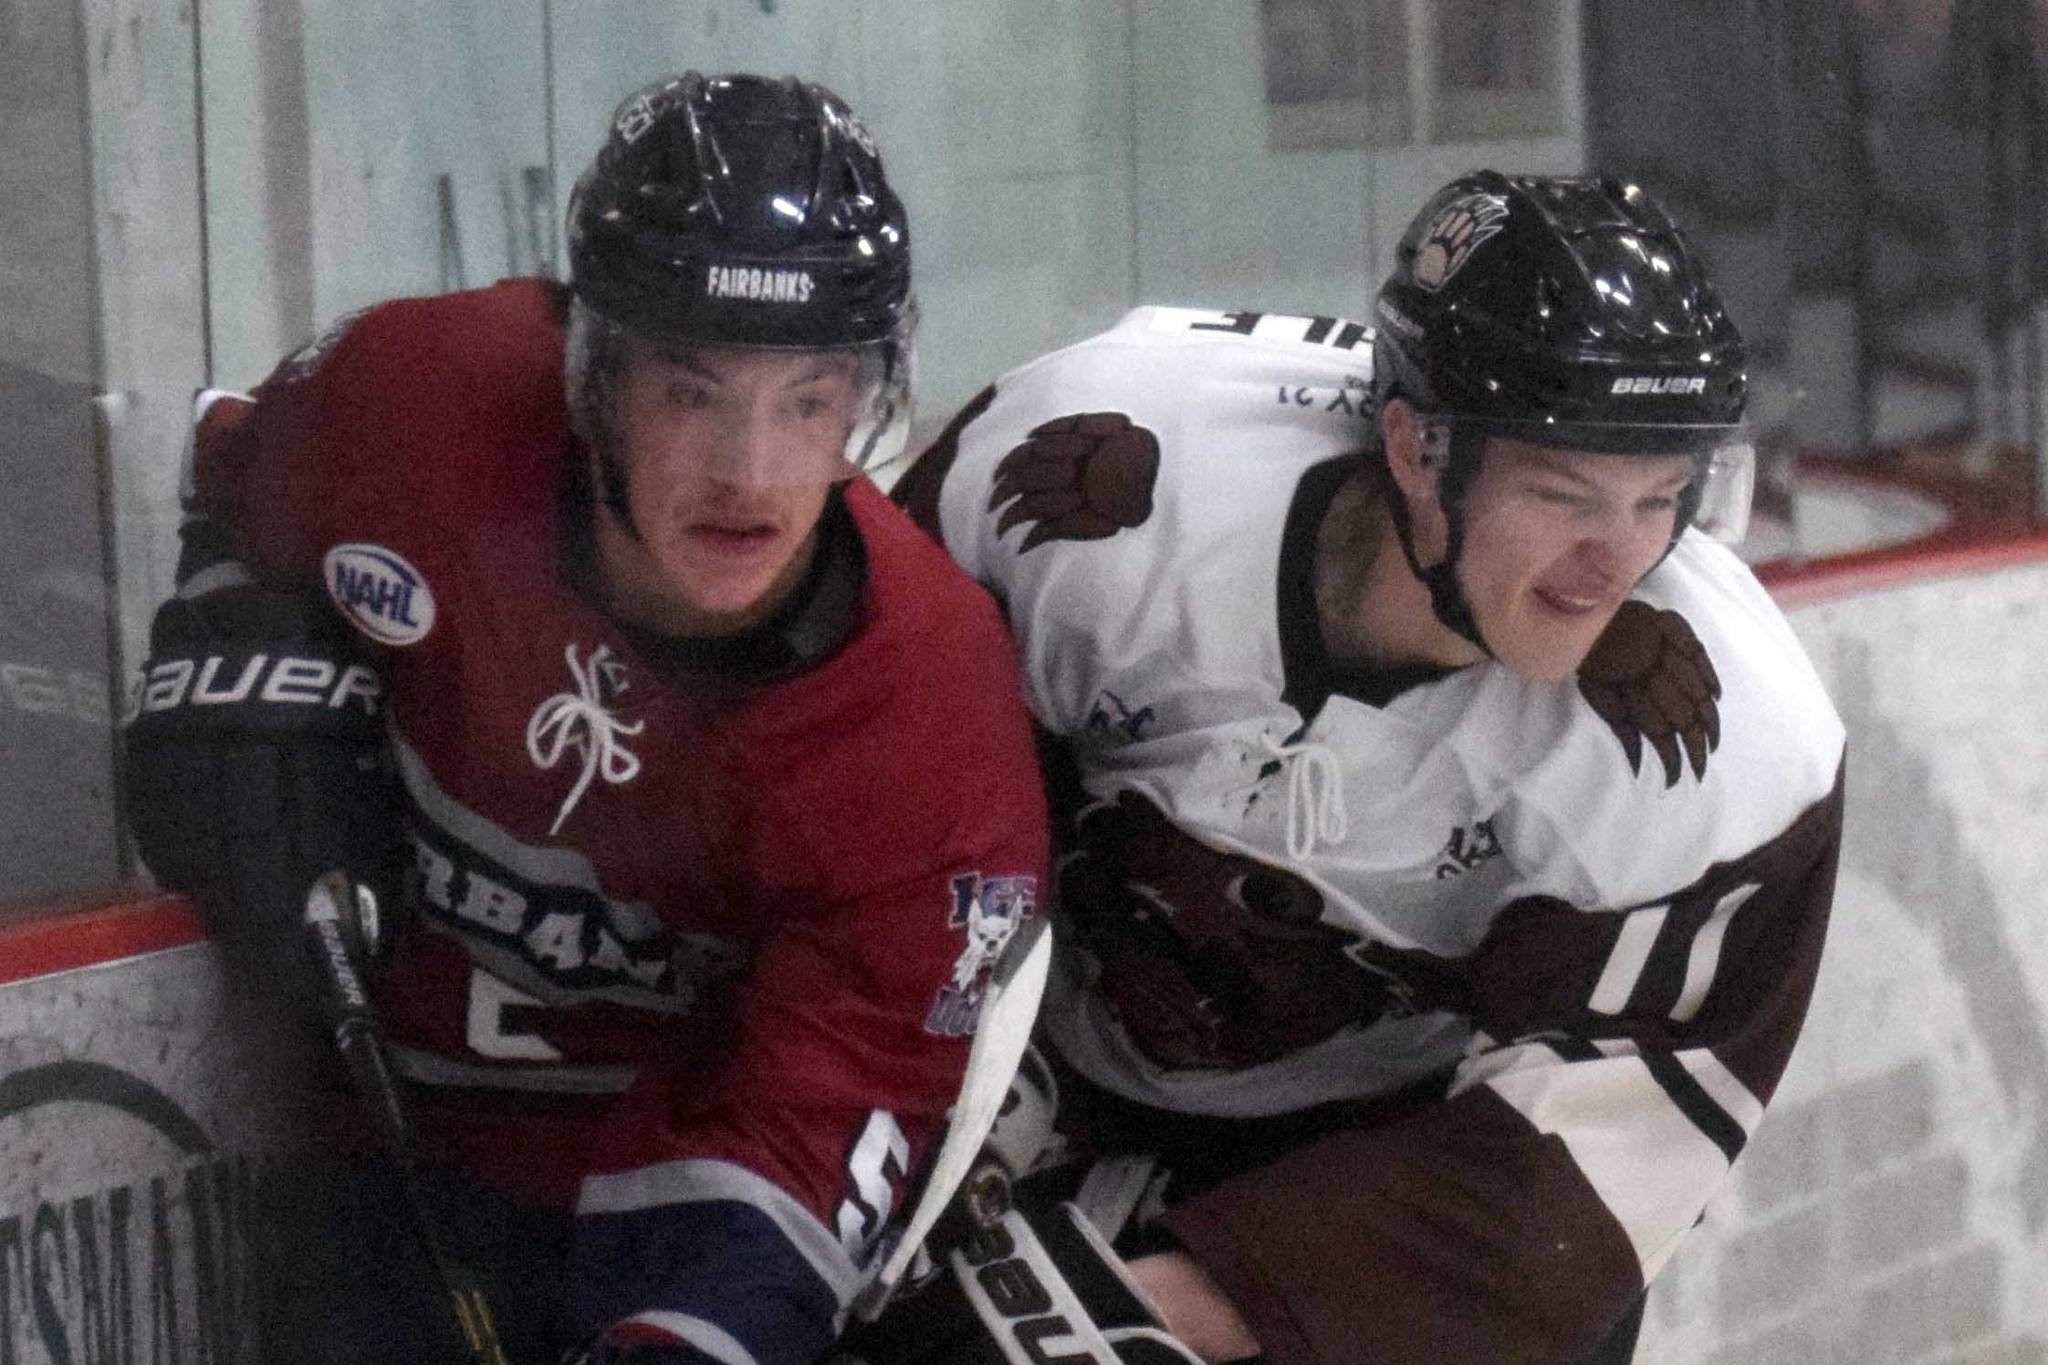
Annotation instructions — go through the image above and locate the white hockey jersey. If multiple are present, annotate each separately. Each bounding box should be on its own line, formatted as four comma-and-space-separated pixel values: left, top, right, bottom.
900, 306, 1846, 1363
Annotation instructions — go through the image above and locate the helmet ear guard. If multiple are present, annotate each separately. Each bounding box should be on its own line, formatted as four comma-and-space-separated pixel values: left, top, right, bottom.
1418, 418, 1453, 475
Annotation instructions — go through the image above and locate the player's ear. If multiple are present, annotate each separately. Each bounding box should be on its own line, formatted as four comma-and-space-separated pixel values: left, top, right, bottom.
1378, 397, 1455, 565
1379, 398, 1438, 510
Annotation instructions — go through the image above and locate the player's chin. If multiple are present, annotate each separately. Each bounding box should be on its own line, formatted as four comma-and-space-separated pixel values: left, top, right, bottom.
662, 541, 797, 625
1491, 604, 1615, 682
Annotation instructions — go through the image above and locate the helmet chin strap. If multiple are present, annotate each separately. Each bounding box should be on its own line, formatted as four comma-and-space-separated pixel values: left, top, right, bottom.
594, 439, 639, 542
565, 298, 644, 544
1379, 422, 1493, 659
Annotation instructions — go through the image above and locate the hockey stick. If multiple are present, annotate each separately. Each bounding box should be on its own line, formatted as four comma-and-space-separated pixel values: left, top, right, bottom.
302, 872, 511, 1365
854, 913, 1054, 1320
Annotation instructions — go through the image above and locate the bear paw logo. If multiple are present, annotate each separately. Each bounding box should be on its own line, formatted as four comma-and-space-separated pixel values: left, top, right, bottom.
987, 412, 1160, 553
1413, 192, 1510, 292
1578, 600, 1723, 787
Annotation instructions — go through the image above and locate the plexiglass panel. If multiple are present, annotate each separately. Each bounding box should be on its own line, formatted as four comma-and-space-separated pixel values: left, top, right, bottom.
0, 0, 121, 897
203, 0, 552, 390
89, 0, 209, 724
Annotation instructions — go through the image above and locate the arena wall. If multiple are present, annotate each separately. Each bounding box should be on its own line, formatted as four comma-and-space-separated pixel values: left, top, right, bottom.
0, 894, 329, 1363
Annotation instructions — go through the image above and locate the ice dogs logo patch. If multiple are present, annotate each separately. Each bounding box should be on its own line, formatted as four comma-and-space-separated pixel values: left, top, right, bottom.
925, 872, 1038, 1037
1412, 192, 1510, 292
324, 543, 435, 646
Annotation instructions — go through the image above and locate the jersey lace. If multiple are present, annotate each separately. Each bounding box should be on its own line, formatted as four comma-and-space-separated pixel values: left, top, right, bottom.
1262, 733, 1349, 860
526, 642, 646, 835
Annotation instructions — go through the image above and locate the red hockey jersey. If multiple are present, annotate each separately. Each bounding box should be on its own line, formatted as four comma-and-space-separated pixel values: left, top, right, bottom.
191, 278, 1048, 1362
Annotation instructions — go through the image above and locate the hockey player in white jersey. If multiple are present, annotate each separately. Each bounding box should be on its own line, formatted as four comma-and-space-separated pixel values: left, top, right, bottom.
887, 172, 1844, 1363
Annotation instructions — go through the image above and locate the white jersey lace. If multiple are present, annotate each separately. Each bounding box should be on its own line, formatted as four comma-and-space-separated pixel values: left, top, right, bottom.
526, 642, 646, 836
1262, 733, 1349, 861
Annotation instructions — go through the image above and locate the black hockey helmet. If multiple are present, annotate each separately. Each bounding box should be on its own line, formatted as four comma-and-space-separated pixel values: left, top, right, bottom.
565, 72, 915, 485
1371, 171, 1754, 649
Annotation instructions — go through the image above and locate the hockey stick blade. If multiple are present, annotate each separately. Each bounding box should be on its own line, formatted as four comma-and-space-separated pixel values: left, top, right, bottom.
303, 873, 511, 1365
856, 914, 1053, 1318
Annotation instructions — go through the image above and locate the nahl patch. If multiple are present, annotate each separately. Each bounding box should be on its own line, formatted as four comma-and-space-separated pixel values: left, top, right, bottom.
706, 264, 816, 304
925, 871, 1037, 1037
325, 543, 436, 647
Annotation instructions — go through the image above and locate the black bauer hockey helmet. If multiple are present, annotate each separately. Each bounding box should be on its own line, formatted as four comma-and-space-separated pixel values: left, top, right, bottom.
1371, 171, 1755, 650
564, 72, 915, 487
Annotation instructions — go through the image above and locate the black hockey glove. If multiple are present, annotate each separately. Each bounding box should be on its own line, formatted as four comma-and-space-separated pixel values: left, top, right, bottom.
123, 578, 406, 1019
843, 1204, 1204, 1365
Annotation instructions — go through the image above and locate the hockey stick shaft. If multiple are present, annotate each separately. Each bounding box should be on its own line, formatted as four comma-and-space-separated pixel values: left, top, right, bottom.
855, 913, 1053, 1319
304, 873, 511, 1365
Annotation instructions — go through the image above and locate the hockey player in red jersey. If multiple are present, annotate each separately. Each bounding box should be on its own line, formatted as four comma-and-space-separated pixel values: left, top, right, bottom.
122, 74, 1048, 1364
889, 173, 1845, 1363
